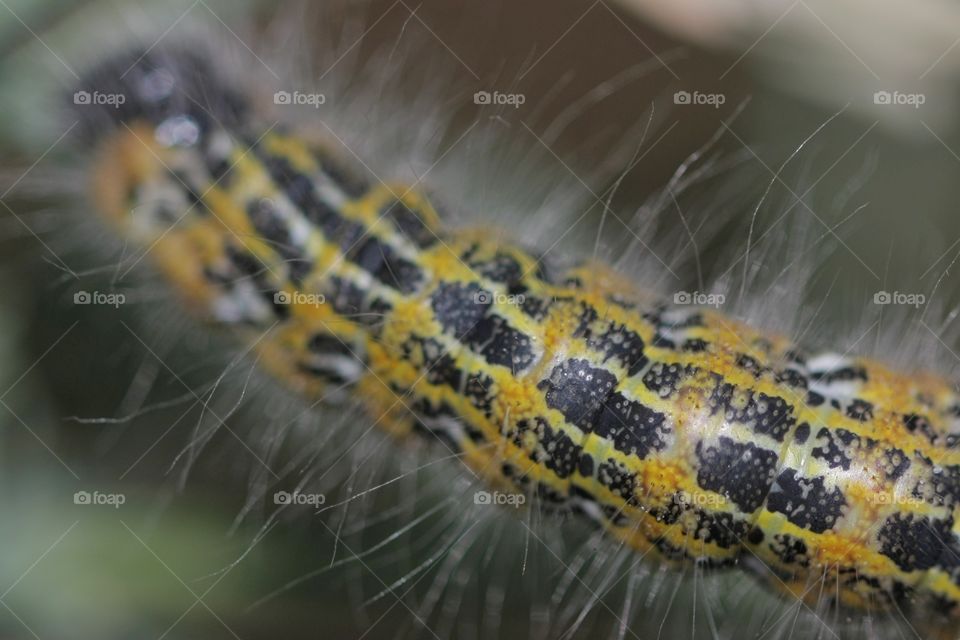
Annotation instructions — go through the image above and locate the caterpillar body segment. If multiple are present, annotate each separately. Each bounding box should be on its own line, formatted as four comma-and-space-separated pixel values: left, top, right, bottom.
79, 48, 960, 632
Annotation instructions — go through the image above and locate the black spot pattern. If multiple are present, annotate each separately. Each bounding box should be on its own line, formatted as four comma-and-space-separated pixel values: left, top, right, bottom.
708, 377, 795, 442
577, 452, 595, 477
882, 447, 911, 481
769, 534, 810, 567
742, 393, 795, 442
651, 334, 676, 349
846, 399, 874, 422
575, 306, 649, 376
775, 368, 808, 389
878, 513, 953, 572
415, 337, 495, 416
538, 359, 618, 432
597, 460, 640, 506
465, 250, 523, 283
695, 437, 779, 513
430, 281, 487, 336
510, 417, 580, 478
517, 292, 552, 321
693, 510, 750, 548
592, 391, 669, 459
735, 353, 766, 378
430, 282, 537, 370
910, 457, 960, 508
809, 365, 868, 384
812, 427, 859, 471
767, 469, 846, 533
653, 496, 750, 549
747, 527, 765, 545
904, 413, 939, 444
643, 362, 697, 399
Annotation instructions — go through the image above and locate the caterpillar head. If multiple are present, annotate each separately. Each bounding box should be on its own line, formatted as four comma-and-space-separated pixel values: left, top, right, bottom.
73, 45, 253, 300
71, 46, 249, 146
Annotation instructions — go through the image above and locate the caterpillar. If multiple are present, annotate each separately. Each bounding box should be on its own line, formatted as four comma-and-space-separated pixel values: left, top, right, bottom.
60, 39, 960, 640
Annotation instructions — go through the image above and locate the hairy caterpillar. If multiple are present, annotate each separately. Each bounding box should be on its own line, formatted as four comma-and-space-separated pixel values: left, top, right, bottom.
55, 34, 960, 640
